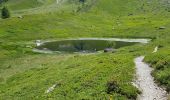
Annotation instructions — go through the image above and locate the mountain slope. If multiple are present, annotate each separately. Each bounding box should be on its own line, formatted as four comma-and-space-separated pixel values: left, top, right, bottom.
0, 0, 170, 99
3, 0, 56, 10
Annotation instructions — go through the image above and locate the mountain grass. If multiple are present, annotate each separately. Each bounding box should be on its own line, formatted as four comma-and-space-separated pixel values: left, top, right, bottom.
0, 0, 170, 99
145, 46, 170, 92
0, 53, 140, 100
3, 0, 56, 10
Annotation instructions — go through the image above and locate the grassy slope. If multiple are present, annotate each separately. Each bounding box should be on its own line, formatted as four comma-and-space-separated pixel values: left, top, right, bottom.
0, 0, 170, 99
0, 53, 139, 99
4, 0, 56, 10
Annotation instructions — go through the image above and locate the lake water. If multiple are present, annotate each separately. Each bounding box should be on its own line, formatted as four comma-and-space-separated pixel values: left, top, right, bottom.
35, 39, 138, 53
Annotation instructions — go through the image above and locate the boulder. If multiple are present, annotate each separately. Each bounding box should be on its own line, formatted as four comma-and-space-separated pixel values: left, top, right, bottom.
104, 48, 114, 53
18, 16, 23, 19
159, 26, 166, 29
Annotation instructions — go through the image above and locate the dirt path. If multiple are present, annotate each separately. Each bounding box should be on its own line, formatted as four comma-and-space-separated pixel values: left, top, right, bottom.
134, 56, 167, 100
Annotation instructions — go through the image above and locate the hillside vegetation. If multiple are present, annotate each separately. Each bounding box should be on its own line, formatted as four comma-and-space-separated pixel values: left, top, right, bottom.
2, 0, 56, 10
0, 0, 170, 99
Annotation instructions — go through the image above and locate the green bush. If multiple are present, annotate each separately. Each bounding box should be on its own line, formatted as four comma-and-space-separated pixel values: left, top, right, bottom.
106, 80, 120, 94
1, 6, 10, 19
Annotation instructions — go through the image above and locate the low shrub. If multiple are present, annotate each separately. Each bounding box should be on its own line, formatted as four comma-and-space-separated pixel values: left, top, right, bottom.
106, 81, 120, 94
1, 6, 10, 19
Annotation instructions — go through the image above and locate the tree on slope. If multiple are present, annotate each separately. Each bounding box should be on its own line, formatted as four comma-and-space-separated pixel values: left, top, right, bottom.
1, 6, 10, 19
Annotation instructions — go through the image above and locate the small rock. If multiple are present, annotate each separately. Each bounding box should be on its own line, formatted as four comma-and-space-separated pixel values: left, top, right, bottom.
104, 48, 114, 53
45, 84, 57, 93
128, 13, 133, 16
159, 26, 166, 29
26, 45, 32, 48
18, 16, 23, 19
35, 40, 42, 46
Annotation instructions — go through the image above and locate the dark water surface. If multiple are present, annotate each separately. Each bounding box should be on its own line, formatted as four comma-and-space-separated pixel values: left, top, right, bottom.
36, 39, 138, 53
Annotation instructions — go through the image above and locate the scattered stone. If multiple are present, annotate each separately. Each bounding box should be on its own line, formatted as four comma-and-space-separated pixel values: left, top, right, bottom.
18, 16, 23, 19
35, 40, 42, 46
152, 46, 158, 53
26, 45, 32, 48
159, 26, 166, 29
104, 48, 114, 53
45, 82, 62, 94
45, 84, 57, 93
43, 48, 48, 50
128, 13, 133, 16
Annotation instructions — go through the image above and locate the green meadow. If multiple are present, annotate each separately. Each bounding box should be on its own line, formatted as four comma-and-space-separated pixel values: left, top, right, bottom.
0, 0, 170, 99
